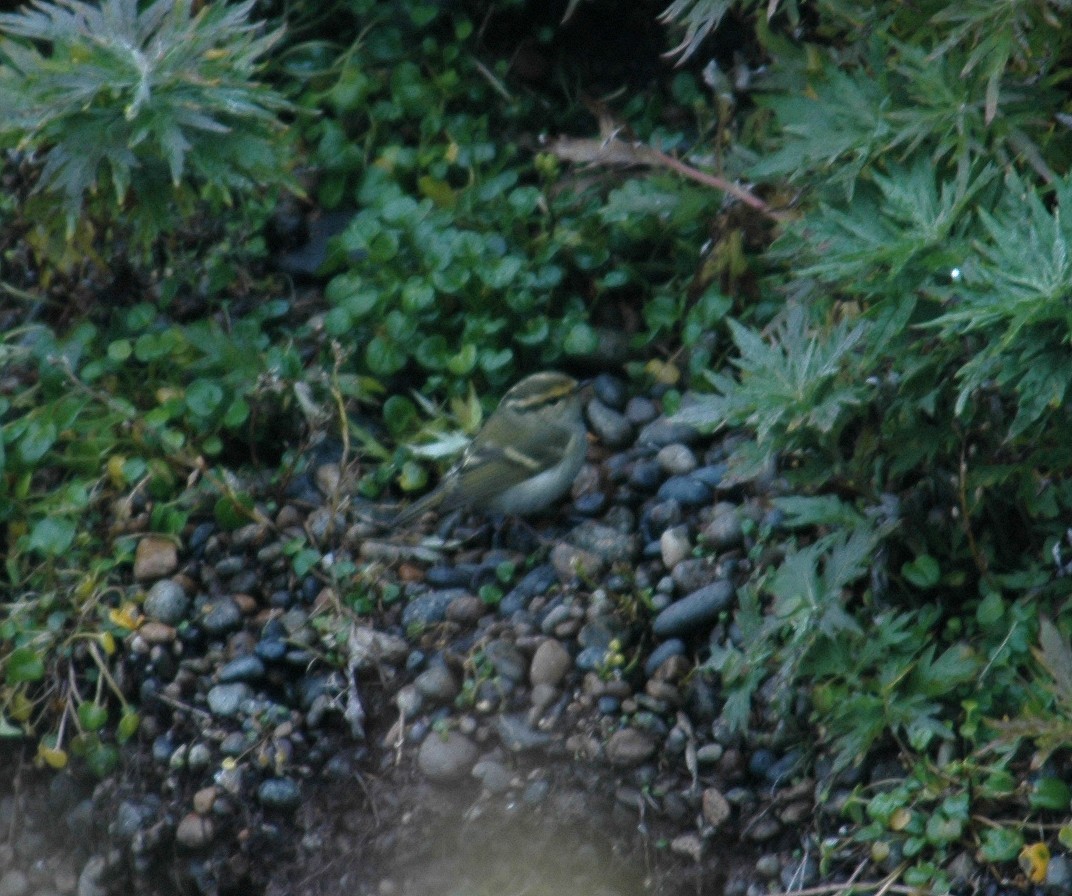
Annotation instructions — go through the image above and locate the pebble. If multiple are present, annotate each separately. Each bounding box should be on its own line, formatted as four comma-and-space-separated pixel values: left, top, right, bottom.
701, 509, 744, 550
257, 777, 301, 811
529, 638, 571, 687
175, 813, 215, 850
605, 728, 657, 767
644, 639, 686, 677
217, 655, 265, 684
0, 870, 29, 896
200, 598, 243, 636
206, 683, 250, 717
496, 713, 553, 751
659, 526, 691, 569
445, 594, 485, 624
478, 639, 523, 681
656, 443, 698, 475
417, 731, 478, 783
498, 564, 556, 614
652, 581, 735, 638
402, 590, 463, 628
471, 758, 513, 793
593, 373, 628, 409
670, 557, 719, 593
133, 536, 178, 581
625, 396, 659, 426
656, 475, 713, 507
566, 521, 640, 564
702, 787, 732, 828
638, 419, 701, 448
572, 492, 608, 517
550, 543, 604, 581
628, 459, 664, 492
585, 400, 634, 449
669, 833, 702, 861
138, 621, 176, 645
414, 663, 459, 704
76, 856, 106, 896
143, 579, 190, 625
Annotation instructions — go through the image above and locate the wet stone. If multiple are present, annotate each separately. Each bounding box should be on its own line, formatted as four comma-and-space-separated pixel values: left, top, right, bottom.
625, 396, 659, 426
701, 510, 744, 550
628, 459, 664, 492
425, 565, 475, 589
585, 400, 634, 449
653, 581, 735, 638
657, 475, 713, 507
472, 759, 513, 794
660, 526, 691, 569
257, 777, 301, 812
593, 373, 628, 409
642, 500, 683, 540
671, 558, 720, 593
401, 590, 461, 627
702, 787, 732, 828
200, 598, 243, 636
572, 492, 608, 517
692, 463, 727, 489
529, 638, 571, 687
206, 683, 250, 717
417, 731, 478, 783
656, 443, 698, 476
445, 594, 485, 624
644, 639, 686, 677
484, 639, 527, 682
638, 419, 701, 448
496, 713, 553, 751
217, 655, 265, 684
175, 813, 215, 850
550, 543, 604, 581
143, 579, 190, 625
255, 639, 287, 662
498, 563, 556, 615
414, 663, 459, 704
133, 536, 178, 582
567, 520, 640, 564
605, 728, 657, 767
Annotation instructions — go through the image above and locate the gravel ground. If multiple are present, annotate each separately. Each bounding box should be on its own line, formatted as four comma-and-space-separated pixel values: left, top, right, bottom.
1, 373, 1039, 896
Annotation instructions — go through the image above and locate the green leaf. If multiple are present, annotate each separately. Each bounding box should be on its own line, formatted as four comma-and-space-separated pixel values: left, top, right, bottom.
18, 419, 57, 463
185, 379, 224, 417
28, 517, 76, 556
447, 344, 477, 375
980, 827, 1023, 862
1029, 777, 1071, 811
77, 702, 108, 732
117, 710, 140, 743
902, 554, 940, 588
7, 646, 45, 683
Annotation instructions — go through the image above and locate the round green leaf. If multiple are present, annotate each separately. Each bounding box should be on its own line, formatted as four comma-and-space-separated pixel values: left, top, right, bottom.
447, 344, 477, 375
979, 827, 1023, 862
323, 306, 353, 337
18, 419, 57, 463
1029, 777, 1071, 810
78, 702, 108, 732
366, 337, 406, 375
383, 395, 418, 436
562, 323, 599, 356
117, 710, 141, 743
28, 517, 76, 556
6, 646, 45, 683
902, 554, 940, 588
186, 380, 224, 417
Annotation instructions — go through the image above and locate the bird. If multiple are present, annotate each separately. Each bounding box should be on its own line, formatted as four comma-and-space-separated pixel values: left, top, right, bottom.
393, 370, 589, 526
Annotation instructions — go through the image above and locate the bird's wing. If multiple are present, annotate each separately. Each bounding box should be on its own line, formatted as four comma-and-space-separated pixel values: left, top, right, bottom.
436, 425, 573, 512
